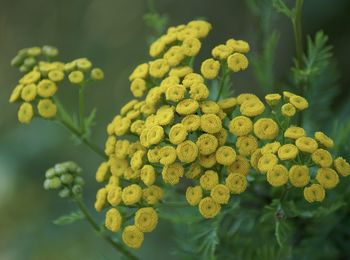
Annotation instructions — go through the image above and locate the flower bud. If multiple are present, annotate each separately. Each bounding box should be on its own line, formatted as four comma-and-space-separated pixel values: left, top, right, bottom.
59, 188, 71, 198
72, 184, 83, 195
49, 177, 62, 189
43, 179, 51, 190
91, 68, 104, 80
24, 57, 36, 67
74, 176, 85, 186
45, 168, 56, 178
61, 173, 74, 184
42, 45, 59, 57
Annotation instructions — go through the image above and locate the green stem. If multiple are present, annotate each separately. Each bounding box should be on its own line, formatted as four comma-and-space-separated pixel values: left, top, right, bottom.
79, 84, 86, 133
215, 69, 230, 102
74, 197, 138, 260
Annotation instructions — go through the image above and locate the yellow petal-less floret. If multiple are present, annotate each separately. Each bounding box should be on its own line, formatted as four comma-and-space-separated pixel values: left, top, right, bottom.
334, 157, 350, 177
134, 207, 158, 233
229, 116, 253, 136
18, 102, 34, 124
200, 58, 220, 79
289, 165, 310, 187
225, 173, 247, 194
316, 168, 339, 189
216, 146, 236, 166
122, 225, 144, 249
198, 197, 221, 219
303, 184, 325, 203
266, 164, 289, 187
186, 186, 203, 206
105, 208, 122, 232
227, 53, 248, 72
254, 118, 279, 140
37, 99, 57, 118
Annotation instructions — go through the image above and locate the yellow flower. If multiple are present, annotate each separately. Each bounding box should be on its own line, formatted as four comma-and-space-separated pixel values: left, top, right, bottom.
200, 114, 222, 134
129, 63, 149, 81
236, 93, 259, 105
165, 84, 186, 102
176, 99, 199, 115
334, 157, 350, 177
147, 125, 164, 145
94, 187, 107, 212
68, 70, 84, 84
281, 103, 296, 117
122, 184, 142, 205
37, 79, 57, 98
169, 123, 188, 144
21, 83, 37, 101
227, 53, 248, 72
122, 225, 144, 249
19, 71, 41, 84
159, 146, 177, 165
218, 97, 237, 110
176, 140, 199, 163
149, 59, 169, 78
9, 84, 24, 103
107, 186, 122, 206
278, 144, 299, 160
265, 93, 281, 106
186, 163, 202, 179
27, 46, 42, 56
267, 164, 289, 187
169, 66, 193, 78
18, 102, 34, 124
261, 142, 281, 155
201, 101, 220, 114
189, 83, 209, 101
164, 46, 185, 67
236, 135, 258, 156
162, 163, 184, 185
182, 37, 201, 56
114, 140, 130, 159
225, 173, 247, 194
200, 170, 219, 190
199, 153, 217, 168
240, 99, 265, 117
314, 131, 334, 149
105, 208, 122, 232
284, 126, 306, 139
130, 150, 145, 170
198, 197, 221, 219
258, 154, 278, 173
289, 165, 310, 187
295, 137, 318, 153
214, 128, 228, 146
227, 155, 250, 176
226, 39, 250, 53
196, 134, 218, 155
254, 118, 279, 140
311, 149, 333, 168
142, 185, 163, 205
229, 116, 253, 136
212, 44, 233, 60
126, 109, 140, 121
211, 184, 230, 204
109, 157, 128, 176
113, 116, 131, 136
200, 58, 220, 79
186, 186, 203, 206
316, 168, 339, 189
182, 114, 201, 131
283, 91, 296, 101
216, 146, 236, 166
182, 73, 204, 88
120, 99, 138, 115
155, 106, 174, 126
134, 207, 158, 233
177, 27, 198, 41
149, 39, 166, 57
37, 99, 57, 118
303, 184, 325, 203
130, 78, 147, 97
250, 149, 263, 170
290, 95, 308, 110
75, 58, 92, 71
187, 20, 212, 38
147, 147, 161, 163
96, 162, 109, 182
48, 70, 64, 82
91, 68, 104, 80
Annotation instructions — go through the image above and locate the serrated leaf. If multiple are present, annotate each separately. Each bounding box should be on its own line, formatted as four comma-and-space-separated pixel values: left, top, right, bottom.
53, 210, 84, 225
272, 0, 294, 18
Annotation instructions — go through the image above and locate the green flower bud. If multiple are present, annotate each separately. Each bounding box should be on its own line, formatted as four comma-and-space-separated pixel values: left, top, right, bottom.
72, 184, 83, 195
61, 173, 74, 184
42, 45, 59, 57
90, 68, 104, 80
18, 48, 28, 57
43, 179, 51, 190
27, 47, 42, 57
49, 177, 62, 189
19, 65, 30, 73
54, 164, 66, 175
58, 188, 71, 198
45, 168, 56, 179
24, 57, 36, 67
74, 176, 85, 186
11, 55, 24, 67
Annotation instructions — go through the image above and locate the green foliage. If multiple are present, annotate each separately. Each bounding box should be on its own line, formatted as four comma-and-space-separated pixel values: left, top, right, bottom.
53, 210, 84, 225
272, 0, 294, 19
143, 0, 169, 42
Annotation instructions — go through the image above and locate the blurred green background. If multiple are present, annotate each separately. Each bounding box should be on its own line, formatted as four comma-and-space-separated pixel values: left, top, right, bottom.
1, 0, 350, 259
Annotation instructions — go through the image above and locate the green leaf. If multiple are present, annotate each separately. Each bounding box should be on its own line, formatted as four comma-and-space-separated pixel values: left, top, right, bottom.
272, 0, 294, 19
275, 219, 291, 248
53, 210, 84, 225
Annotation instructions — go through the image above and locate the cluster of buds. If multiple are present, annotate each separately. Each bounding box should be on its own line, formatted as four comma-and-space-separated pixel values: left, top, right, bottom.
43, 161, 84, 198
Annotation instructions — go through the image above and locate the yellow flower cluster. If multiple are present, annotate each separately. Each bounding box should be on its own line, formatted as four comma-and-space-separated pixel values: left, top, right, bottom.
94, 21, 350, 249
9, 46, 104, 124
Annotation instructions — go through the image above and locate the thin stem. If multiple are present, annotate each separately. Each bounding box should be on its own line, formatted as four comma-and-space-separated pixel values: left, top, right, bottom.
74, 197, 138, 260
216, 69, 230, 102
79, 84, 86, 133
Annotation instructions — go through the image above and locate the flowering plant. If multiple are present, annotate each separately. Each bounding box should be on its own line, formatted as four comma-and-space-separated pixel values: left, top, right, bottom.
7, 0, 350, 259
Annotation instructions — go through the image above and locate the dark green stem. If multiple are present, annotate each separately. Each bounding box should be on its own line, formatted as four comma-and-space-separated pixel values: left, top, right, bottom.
79, 84, 86, 133
215, 69, 230, 102
74, 197, 138, 260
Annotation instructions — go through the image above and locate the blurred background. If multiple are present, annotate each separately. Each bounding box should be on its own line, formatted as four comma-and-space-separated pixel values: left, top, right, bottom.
1, 0, 350, 259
